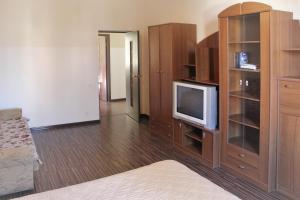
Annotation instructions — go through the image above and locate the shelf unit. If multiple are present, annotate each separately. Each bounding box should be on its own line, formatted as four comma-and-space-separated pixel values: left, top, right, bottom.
218, 2, 282, 192
181, 32, 219, 85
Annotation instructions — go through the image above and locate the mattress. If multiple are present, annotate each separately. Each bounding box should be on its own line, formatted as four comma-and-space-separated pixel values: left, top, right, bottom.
13, 160, 240, 200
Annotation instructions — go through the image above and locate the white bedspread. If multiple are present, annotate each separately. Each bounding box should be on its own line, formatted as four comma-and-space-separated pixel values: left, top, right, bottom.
14, 160, 240, 200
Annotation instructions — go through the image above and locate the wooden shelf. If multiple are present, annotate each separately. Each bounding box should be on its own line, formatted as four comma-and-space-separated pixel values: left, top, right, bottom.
282, 48, 300, 51
185, 143, 202, 155
181, 118, 219, 134
230, 91, 260, 102
228, 41, 260, 44
229, 68, 260, 73
229, 136, 259, 155
229, 114, 260, 129
184, 64, 196, 67
181, 79, 219, 86
280, 76, 300, 82
185, 131, 203, 142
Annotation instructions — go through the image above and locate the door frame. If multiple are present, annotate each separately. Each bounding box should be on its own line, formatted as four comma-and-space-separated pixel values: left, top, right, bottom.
98, 30, 141, 117
98, 34, 111, 102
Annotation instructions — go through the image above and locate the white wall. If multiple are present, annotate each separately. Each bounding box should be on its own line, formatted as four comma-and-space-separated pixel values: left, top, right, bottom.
144, 0, 300, 41
109, 33, 126, 100
0, 0, 145, 127
0, 0, 299, 127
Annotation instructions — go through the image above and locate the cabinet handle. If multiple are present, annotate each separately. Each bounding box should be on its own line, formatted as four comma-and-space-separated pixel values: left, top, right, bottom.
179, 123, 182, 128
245, 80, 249, 87
240, 80, 243, 86
239, 154, 245, 158
284, 84, 288, 88
239, 165, 246, 169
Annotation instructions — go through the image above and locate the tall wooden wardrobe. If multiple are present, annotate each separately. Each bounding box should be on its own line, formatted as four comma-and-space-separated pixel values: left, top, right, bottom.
149, 23, 196, 140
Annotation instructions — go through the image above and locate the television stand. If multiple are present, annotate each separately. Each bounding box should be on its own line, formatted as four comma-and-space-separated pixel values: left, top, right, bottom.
173, 119, 220, 168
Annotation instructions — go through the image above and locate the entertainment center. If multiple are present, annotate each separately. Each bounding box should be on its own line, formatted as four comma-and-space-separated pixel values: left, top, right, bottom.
149, 2, 300, 199
149, 23, 220, 168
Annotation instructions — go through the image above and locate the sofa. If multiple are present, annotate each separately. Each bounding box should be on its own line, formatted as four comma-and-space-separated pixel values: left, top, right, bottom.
0, 108, 40, 196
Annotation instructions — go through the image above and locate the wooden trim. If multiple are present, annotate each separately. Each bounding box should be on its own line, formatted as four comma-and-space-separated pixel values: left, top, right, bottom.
218, 3, 241, 18
31, 120, 101, 132
148, 23, 196, 28
98, 30, 131, 34
99, 34, 111, 102
260, 11, 273, 191
242, 2, 272, 15
218, 2, 272, 18
218, 17, 229, 165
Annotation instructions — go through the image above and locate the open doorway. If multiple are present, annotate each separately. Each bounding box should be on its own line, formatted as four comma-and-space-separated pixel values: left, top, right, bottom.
98, 31, 140, 122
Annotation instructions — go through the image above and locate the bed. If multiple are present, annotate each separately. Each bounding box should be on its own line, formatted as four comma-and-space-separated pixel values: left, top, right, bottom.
13, 160, 240, 200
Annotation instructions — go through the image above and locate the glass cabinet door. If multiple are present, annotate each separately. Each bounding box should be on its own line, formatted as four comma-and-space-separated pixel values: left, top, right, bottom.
227, 13, 261, 155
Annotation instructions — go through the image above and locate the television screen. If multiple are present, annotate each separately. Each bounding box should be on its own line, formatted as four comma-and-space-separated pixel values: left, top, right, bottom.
177, 85, 204, 120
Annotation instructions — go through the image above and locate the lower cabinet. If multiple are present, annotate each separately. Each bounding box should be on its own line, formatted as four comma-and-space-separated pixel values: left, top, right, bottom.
173, 119, 220, 168
277, 81, 300, 199
150, 120, 173, 141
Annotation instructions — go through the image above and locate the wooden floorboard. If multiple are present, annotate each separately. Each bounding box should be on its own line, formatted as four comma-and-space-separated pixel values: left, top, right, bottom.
1, 102, 291, 200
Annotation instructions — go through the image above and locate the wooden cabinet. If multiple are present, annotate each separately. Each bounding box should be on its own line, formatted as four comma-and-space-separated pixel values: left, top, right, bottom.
173, 119, 183, 145
218, 2, 285, 191
278, 81, 300, 199
173, 119, 220, 168
271, 5, 300, 198
149, 23, 196, 140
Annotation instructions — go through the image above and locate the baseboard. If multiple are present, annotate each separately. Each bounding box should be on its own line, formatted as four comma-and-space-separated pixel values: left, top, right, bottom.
31, 120, 100, 133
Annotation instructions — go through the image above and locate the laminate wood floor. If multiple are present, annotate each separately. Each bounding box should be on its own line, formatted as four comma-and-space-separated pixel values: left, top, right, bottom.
1, 102, 291, 200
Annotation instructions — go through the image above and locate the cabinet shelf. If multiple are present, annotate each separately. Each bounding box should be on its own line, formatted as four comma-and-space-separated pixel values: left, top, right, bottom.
185, 143, 202, 155
229, 114, 260, 129
230, 91, 260, 102
229, 136, 259, 155
229, 68, 260, 73
282, 48, 300, 51
184, 64, 196, 67
181, 79, 219, 86
228, 41, 260, 44
280, 76, 300, 82
185, 131, 203, 142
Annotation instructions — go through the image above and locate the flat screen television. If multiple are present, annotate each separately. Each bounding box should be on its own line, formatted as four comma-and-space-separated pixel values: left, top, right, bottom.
173, 81, 217, 129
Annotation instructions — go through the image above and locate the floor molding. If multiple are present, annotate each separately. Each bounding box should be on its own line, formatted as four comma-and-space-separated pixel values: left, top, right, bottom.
30, 120, 100, 133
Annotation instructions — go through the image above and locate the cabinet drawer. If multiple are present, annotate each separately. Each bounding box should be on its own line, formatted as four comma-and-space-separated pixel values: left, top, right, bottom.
226, 156, 259, 180
280, 81, 300, 107
227, 145, 259, 168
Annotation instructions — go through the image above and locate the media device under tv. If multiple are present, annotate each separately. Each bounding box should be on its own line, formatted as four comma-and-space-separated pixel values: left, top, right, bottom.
173, 81, 217, 129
